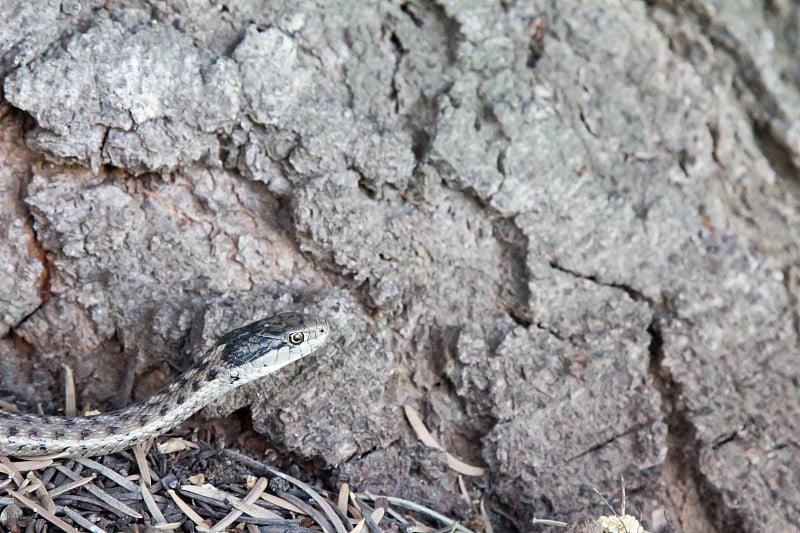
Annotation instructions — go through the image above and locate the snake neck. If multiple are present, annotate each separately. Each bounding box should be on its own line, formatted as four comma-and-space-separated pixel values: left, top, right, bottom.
0, 361, 236, 458
108, 361, 237, 441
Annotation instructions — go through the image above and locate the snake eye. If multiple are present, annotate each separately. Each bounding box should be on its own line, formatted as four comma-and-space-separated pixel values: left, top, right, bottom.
288, 332, 305, 345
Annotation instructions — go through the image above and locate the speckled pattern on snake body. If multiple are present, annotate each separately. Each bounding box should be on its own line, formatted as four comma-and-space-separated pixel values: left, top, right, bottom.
0, 312, 329, 458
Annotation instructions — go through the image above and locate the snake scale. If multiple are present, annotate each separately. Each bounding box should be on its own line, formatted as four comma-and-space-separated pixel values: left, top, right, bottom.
0, 312, 329, 458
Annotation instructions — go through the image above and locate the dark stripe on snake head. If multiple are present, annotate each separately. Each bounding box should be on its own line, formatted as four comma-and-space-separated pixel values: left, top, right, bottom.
217, 316, 296, 366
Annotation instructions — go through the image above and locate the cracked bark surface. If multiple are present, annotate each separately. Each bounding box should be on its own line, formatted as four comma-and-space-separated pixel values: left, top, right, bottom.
1, 1, 799, 531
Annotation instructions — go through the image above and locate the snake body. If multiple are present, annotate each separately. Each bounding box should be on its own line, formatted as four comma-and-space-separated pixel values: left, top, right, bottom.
0, 312, 329, 458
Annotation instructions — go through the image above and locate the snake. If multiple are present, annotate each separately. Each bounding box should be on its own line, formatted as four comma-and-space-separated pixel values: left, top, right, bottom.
0, 312, 329, 458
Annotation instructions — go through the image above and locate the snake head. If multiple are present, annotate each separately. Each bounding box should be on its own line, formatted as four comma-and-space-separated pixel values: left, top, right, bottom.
217, 312, 329, 378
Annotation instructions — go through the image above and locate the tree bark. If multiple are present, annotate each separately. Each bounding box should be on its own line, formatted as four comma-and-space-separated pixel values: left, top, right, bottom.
1, 1, 799, 531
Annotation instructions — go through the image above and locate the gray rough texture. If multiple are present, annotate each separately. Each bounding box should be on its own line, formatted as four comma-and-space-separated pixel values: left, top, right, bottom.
1, 1, 799, 531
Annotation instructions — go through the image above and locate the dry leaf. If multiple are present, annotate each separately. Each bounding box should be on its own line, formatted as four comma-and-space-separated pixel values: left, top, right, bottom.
157, 438, 199, 454
403, 404, 487, 477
